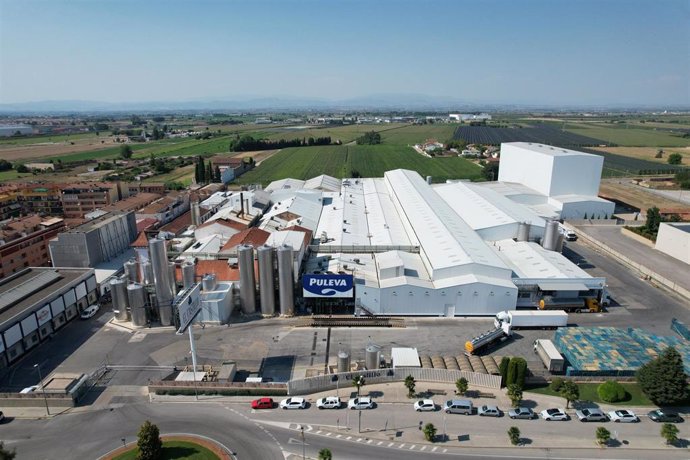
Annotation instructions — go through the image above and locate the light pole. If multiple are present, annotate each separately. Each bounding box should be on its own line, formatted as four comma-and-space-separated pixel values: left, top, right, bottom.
121, 438, 126, 448
300, 425, 305, 460
34, 363, 50, 416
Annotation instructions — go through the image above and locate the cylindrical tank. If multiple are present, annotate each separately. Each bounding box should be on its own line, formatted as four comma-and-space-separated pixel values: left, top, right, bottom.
337, 351, 351, 373
168, 262, 177, 296
191, 201, 201, 226
110, 278, 129, 321
149, 237, 174, 326
238, 245, 256, 314
141, 261, 154, 285
517, 222, 531, 242
202, 273, 217, 291
365, 344, 381, 370
257, 245, 276, 316
542, 220, 559, 251
124, 259, 139, 284
556, 233, 565, 252
426, 176, 432, 184
277, 244, 294, 316
182, 262, 195, 289
127, 283, 148, 327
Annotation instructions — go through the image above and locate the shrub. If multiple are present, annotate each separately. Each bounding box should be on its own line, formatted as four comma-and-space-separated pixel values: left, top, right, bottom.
508, 426, 521, 445
506, 358, 518, 386
597, 381, 627, 403
595, 427, 611, 446
513, 357, 527, 389
423, 423, 437, 442
661, 423, 679, 445
498, 357, 510, 387
137, 420, 162, 460
550, 377, 565, 392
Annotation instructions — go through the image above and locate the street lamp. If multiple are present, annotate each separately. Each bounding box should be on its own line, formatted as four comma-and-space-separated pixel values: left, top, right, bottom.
33, 363, 50, 416
300, 425, 305, 460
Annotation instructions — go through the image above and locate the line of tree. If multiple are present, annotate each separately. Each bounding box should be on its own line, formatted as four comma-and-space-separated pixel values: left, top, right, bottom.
194, 156, 222, 184
356, 131, 381, 145
229, 134, 332, 152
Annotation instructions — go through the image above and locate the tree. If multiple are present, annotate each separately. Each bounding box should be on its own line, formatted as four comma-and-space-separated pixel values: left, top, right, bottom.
513, 357, 527, 389
559, 380, 579, 409
214, 165, 222, 183
655, 149, 664, 158
482, 161, 499, 181
644, 207, 662, 234
0, 441, 16, 460
0, 159, 11, 171
668, 153, 682, 165
356, 131, 382, 145
318, 448, 333, 460
597, 381, 626, 403
15, 164, 29, 173
595, 427, 611, 446
550, 377, 565, 392
455, 377, 468, 396
506, 384, 523, 407
120, 144, 133, 159
498, 357, 510, 387
506, 358, 518, 387
404, 375, 416, 398
637, 346, 688, 405
352, 375, 365, 396
661, 423, 679, 445
423, 423, 437, 442
507, 426, 521, 446
136, 420, 162, 460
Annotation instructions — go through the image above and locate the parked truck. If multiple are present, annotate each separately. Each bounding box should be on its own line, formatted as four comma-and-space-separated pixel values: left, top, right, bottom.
494, 310, 568, 334
538, 297, 601, 313
533, 339, 565, 373
464, 327, 510, 355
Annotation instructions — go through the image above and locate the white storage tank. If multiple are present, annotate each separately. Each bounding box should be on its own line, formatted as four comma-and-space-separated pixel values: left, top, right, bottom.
517, 222, 531, 242
124, 259, 139, 284
110, 278, 129, 321
257, 245, 276, 316
365, 344, 381, 370
141, 261, 154, 285
202, 273, 217, 291
542, 220, 559, 251
127, 283, 148, 327
277, 244, 294, 316
238, 245, 256, 314
182, 262, 195, 289
337, 351, 351, 373
149, 237, 174, 326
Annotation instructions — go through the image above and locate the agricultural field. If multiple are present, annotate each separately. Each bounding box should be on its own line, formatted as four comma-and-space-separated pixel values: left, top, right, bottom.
144, 164, 196, 186
590, 146, 690, 164
453, 125, 604, 146
258, 123, 410, 144
579, 147, 688, 177
235, 144, 482, 186
0, 132, 119, 161
564, 124, 690, 147
380, 124, 457, 145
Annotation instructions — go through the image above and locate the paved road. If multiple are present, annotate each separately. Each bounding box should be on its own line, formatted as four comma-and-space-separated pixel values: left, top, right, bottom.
3, 400, 689, 460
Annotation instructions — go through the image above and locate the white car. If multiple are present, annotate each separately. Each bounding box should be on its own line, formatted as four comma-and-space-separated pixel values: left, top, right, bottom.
413, 399, 436, 412
80, 304, 100, 319
608, 410, 639, 423
316, 396, 341, 409
20, 385, 38, 394
279, 397, 307, 410
348, 397, 374, 410
478, 405, 502, 417
540, 408, 569, 421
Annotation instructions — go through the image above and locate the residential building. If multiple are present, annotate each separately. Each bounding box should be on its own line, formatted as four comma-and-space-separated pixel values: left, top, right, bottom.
0, 216, 66, 278
18, 185, 63, 216
60, 182, 120, 218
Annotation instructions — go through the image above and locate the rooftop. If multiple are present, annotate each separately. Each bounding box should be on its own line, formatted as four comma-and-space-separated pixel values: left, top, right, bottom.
69, 211, 131, 233
221, 227, 270, 252
490, 239, 592, 279
504, 142, 601, 158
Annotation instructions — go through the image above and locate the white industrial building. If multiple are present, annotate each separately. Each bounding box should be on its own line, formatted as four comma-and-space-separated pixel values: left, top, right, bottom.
655, 223, 690, 265
259, 142, 611, 317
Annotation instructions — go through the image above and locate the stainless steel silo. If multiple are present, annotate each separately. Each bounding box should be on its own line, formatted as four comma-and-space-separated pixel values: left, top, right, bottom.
238, 244, 256, 314
168, 262, 177, 296
110, 278, 129, 321
257, 245, 276, 316
124, 259, 139, 284
517, 222, 531, 242
365, 344, 381, 370
149, 237, 174, 326
191, 201, 201, 226
127, 283, 148, 327
182, 262, 195, 289
202, 273, 217, 291
141, 261, 154, 285
542, 220, 559, 251
337, 351, 351, 373
277, 244, 294, 317
556, 233, 565, 252
426, 176, 432, 184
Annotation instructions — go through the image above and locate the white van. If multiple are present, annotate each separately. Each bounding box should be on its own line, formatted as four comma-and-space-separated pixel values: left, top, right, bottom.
443, 399, 473, 415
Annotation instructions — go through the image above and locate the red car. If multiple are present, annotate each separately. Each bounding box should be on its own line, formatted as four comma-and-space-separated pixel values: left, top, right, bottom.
251, 398, 274, 409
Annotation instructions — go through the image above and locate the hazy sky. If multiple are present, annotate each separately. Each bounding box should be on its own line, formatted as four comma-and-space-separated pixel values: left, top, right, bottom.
1, 0, 688, 106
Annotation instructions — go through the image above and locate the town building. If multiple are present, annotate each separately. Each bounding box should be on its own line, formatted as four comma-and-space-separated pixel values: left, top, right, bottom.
0, 216, 66, 278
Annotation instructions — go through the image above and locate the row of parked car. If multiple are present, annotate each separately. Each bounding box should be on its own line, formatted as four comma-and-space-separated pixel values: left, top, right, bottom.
250, 397, 683, 423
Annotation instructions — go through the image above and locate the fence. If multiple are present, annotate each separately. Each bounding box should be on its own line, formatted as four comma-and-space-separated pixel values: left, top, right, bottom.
287, 367, 501, 395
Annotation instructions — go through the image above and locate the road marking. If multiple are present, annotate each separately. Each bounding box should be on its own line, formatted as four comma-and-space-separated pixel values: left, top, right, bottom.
377, 441, 383, 445
356, 438, 363, 443
431, 446, 438, 452
346, 436, 352, 440
409, 444, 416, 450
366, 439, 373, 444
399, 443, 406, 449
325, 432, 332, 436
443, 449, 447, 453
387, 442, 394, 447
420, 446, 427, 451
336, 434, 342, 438
316, 430, 322, 434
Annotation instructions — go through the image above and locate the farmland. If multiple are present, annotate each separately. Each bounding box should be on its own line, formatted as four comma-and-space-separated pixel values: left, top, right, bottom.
578, 148, 688, 177
235, 144, 482, 186
564, 124, 690, 147
453, 125, 604, 146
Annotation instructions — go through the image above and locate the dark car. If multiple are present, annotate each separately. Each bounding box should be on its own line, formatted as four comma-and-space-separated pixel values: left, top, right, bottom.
251, 398, 274, 409
648, 409, 683, 423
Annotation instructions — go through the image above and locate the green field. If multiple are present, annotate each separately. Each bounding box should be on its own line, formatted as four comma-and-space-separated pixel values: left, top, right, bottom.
259, 123, 410, 144
235, 144, 482, 185
145, 164, 196, 186
0, 131, 107, 146
380, 124, 457, 145
565, 124, 690, 147
113, 440, 219, 460
0, 169, 32, 181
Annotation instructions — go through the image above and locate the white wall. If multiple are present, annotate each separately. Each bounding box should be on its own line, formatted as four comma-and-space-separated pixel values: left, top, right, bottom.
356, 281, 517, 316
558, 200, 615, 220
655, 223, 690, 265
550, 154, 603, 197
498, 144, 554, 196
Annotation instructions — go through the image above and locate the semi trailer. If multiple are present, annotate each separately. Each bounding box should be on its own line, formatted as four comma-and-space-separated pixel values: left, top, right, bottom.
539, 297, 601, 313
533, 339, 565, 373
494, 310, 568, 334
465, 327, 510, 355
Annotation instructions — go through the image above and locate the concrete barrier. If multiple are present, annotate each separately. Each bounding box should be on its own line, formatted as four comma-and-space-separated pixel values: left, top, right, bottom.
620, 227, 655, 248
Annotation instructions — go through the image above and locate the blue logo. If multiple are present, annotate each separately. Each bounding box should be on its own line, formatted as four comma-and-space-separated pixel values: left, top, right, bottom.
303, 274, 354, 298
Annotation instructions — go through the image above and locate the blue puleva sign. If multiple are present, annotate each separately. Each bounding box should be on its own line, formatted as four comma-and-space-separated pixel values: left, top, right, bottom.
302, 274, 354, 298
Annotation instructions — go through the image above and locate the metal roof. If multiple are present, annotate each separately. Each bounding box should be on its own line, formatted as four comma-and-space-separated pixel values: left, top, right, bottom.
0, 270, 62, 313
304, 174, 341, 192
537, 281, 590, 292
391, 347, 420, 367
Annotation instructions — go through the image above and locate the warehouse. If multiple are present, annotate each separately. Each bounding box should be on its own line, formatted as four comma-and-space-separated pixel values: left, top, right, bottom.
261, 143, 611, 316
0, 267, 97, 368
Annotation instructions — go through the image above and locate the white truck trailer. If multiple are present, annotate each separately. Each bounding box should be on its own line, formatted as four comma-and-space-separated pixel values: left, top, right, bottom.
494, 310, 568, 334
533, 339, 565, 373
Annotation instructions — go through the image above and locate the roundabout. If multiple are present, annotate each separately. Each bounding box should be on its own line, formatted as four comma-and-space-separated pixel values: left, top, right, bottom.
102, 434, 234, 460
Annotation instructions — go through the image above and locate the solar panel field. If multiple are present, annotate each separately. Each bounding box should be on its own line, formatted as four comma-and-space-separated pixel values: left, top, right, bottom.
235, 144, 482, 186
453, 124, 605, 146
